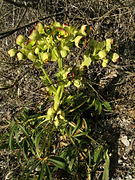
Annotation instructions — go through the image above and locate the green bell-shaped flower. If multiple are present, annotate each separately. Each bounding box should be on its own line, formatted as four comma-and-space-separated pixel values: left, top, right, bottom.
80, 25, 92, 36
16, 35, 25, 45
27, 52, 36, 61
53, 28, 68, 40
35, 22, 44, 34
8, 48, 16, 57
17, 52, 24, 60
98, 50, 107, 59
41, 52, 50, 63
75, 36, 87, 48
112, 53, 119, 63
28, 30, 39, 40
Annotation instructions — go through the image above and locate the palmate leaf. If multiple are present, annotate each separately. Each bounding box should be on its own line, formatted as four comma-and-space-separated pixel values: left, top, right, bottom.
47, 156, 67, 170
80, 55, 92, 68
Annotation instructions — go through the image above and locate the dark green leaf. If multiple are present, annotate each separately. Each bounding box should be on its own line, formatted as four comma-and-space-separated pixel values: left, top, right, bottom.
69, 158, 75, 171
103, 102, 112, 111
72, 118, 81, 135
74, 131, 88, 137
23, 139, 28, 161
45, 163, 52, 180
38, 162, 46, 180
48, 156, 66, 169
94, 145, 103, 164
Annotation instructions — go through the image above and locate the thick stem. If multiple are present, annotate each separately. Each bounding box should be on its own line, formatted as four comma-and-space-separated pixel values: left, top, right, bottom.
41, 66, 56, 92
58, 57, 63, 71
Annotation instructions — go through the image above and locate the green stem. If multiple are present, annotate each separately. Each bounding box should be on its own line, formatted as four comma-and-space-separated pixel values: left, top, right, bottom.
41, 66, 56, 92
58, 57, 63, 71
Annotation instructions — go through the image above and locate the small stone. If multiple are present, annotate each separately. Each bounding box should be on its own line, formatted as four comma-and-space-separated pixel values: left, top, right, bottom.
121, 136, 130, 146
118, 159, 122, 164
123, 155, 127, 160
125, 175, 133, 179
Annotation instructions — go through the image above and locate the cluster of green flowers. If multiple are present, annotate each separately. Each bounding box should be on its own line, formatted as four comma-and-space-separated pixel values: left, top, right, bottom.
8, 21, 119, 68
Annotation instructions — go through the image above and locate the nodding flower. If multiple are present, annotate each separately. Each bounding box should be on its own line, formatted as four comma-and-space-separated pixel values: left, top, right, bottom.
53, 28, 68, 40
28, 29, 39, 41
75, 36, 87, 48
16, 35, 25, 45
67, 72, 75, 81
41, 52, 50, 63
35, 22, 44, 34
80, 25, 92, 36
98, 50, 107, 59
44, 26, 52, 35
27, 52, 36, 61
112, 53, 119, 63
8, 48, 16, 57
17, 52, 24, 60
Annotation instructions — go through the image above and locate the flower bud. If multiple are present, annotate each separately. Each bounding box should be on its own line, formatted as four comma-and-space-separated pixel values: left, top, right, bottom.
103, 59, 109, 64
28, 30, 39, 40
35, 22, 44, 34
75, 36, 87, 48
35, 47, 40, 54
17, 52, 24, 60
112, 53, 119, 63
98, 50, 107, 59
16, 35, 25, 45
106, 39, 113, 52
47, 107, 56, 117
60, 49, 68, 58
41, 52, 50, 63
27, 52, 36, 61
8, 48, 16, 57
102, 62, 107, 67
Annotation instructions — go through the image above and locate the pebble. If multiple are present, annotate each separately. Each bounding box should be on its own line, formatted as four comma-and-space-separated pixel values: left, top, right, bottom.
118, 159, 122, 164
125, 175, 133, 179
121, 136, 130, 146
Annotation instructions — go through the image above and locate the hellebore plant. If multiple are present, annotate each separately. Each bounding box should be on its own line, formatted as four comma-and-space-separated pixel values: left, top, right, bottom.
8, 21, 119, 179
